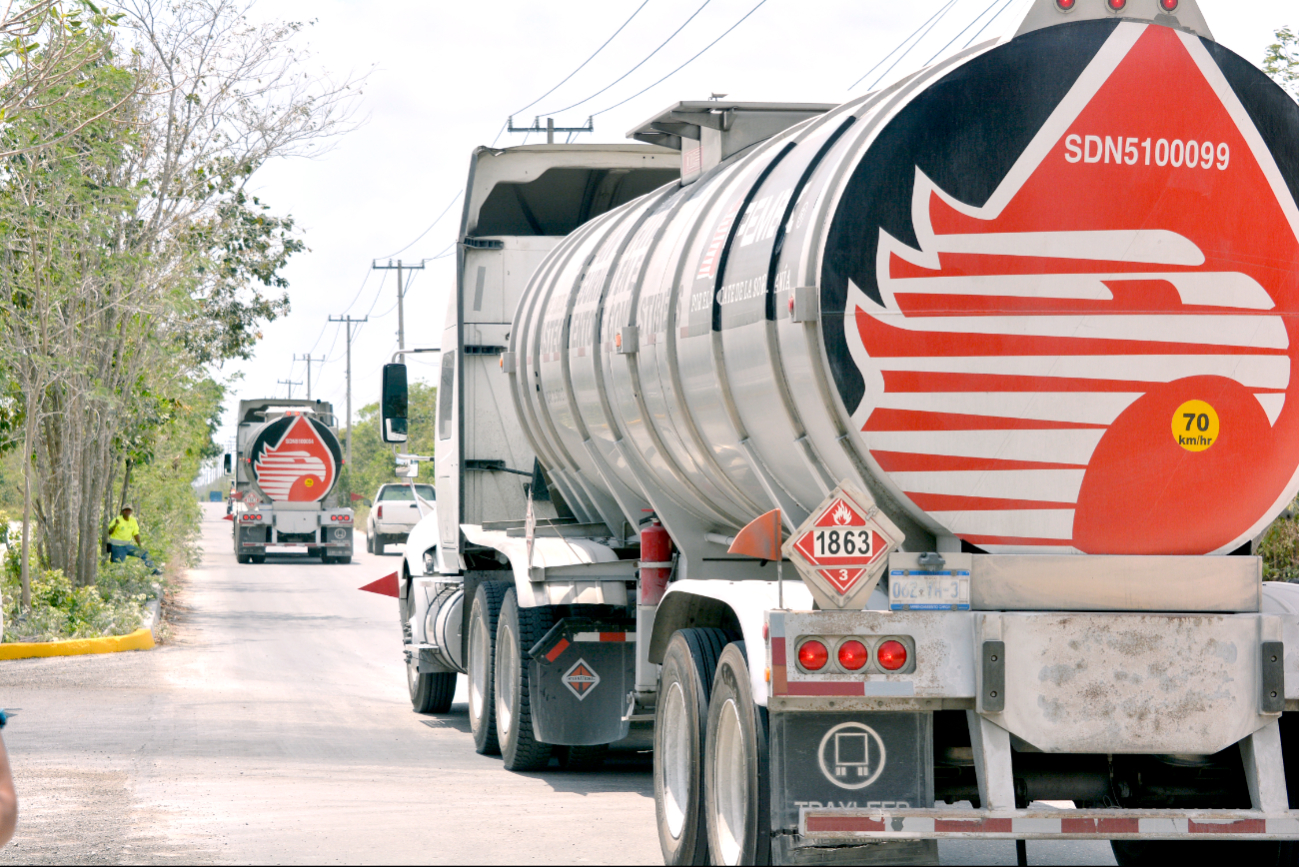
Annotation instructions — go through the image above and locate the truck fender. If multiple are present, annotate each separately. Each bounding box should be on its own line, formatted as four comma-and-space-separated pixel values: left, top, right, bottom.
650, 578, 815, 707
402, 510, 443, 582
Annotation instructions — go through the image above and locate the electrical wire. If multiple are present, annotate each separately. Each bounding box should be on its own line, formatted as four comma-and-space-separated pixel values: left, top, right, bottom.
375, 190, 463, 261
847, 0, 957, 91
962, 0, 1020, 48
592, 0, 771, 118
511, 0, 652, 119
924, 0, 1002, 65
863, 0, 961, 92
539, 0, 714, 117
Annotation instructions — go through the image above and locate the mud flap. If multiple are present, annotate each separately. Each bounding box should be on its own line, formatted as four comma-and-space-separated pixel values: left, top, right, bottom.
528, 618, 635, 746
769, 711, 935, 864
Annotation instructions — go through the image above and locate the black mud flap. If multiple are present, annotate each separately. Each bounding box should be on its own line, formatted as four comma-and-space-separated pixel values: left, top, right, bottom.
528, 618, 635, 746
769, 712, 935, 865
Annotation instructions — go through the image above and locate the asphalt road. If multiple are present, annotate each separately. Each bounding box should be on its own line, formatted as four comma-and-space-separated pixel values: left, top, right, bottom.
0, 504, 1113, 865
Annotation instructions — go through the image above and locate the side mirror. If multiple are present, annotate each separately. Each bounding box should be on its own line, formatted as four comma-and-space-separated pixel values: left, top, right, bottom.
381, 363, 409, 444
223, 453, 233, 474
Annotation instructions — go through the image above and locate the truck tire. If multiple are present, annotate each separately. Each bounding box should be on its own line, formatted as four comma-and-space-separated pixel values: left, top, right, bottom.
655, 627, 729, 866
1111, 841, 1297, 866
468, 580, 509, 756
495, 588, 554, 771
236, 554, 250, 564
556, 744, 608, 771
251, 555, 266, 564
705, 642, 770, 867
409, 660, 456, 714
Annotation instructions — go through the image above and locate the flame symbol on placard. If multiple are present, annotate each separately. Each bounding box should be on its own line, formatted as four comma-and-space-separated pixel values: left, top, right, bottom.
832, 502, 854, 526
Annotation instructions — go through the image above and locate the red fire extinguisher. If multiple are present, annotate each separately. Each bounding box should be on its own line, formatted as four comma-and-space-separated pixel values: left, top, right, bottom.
639, 515, 674, 605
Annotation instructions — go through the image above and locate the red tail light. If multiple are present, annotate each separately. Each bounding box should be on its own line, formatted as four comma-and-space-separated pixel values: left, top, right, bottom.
377, 505, 384, 519
1055, 0, 1075, 9
798, 639, 829, 671
837, 640, 869, 671
877, 640, 908, 671
1159, 0, 1178, 9
1107, 0, 1126, 9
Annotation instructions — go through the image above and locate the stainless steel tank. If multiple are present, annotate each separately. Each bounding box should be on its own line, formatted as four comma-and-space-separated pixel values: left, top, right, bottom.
508, 16, 1299, 557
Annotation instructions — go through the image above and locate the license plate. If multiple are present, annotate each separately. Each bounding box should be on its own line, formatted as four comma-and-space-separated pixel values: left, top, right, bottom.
889, 570, 970, 610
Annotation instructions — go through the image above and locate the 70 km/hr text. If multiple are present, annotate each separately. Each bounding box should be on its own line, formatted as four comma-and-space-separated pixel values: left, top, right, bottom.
1065, 134, 1230, 170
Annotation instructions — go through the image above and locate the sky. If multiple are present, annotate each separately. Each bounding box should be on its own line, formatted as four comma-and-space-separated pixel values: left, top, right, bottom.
213, 0, 1297, 453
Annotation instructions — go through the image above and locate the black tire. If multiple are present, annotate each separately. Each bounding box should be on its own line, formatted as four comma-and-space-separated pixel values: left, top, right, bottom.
468, 581, 509, 756
705, 642, 770, 867
495, 588, 555, 771
375, 537, 386, 556
556, 744, 609, 771
655, 627, 730, 866
409, 661, 457, 715
236, 554, 250, 564
251, 555, 266, 564
337, 556, 351, 564
366, 533, 374, 554
307, 546, 321, 558
1112, 841, 1298, 866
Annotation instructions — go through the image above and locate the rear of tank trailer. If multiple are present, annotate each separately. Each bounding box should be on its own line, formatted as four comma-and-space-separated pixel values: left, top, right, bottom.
390, 0, 1299, 863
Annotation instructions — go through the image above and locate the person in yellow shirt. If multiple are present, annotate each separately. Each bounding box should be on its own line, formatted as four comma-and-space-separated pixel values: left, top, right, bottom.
107, 505, 158, 572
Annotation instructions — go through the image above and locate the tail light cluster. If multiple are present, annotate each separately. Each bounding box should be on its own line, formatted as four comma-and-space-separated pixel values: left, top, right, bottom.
329, 514, 352, 523
239, 513, 263, 523
1056, 0, 1177, 10
795, 635, 916, 675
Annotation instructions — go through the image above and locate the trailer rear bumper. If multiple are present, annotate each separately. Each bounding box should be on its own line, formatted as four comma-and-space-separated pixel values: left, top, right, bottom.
799, 807, 1299, 841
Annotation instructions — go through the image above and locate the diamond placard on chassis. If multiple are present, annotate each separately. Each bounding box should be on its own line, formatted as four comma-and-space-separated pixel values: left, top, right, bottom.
783, 482, 905, 610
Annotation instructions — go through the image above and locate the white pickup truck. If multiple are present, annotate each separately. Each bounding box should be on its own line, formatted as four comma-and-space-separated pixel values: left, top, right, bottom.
365, 483, 435, 556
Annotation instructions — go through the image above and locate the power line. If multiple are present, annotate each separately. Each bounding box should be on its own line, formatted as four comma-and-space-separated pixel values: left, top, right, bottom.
963, 0, 1020, 48
539, 0, 714, 117
512, 0, 653, 118
925, 0, 1002, 65
374, 191, 463, 261
847, 0, 958, 91
591, 0, 771, 118
862, 0, 961, 92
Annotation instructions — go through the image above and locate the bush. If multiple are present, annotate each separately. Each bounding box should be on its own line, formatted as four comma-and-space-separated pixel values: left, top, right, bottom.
1261, 511, 1299, 583
1, 528, 156, 642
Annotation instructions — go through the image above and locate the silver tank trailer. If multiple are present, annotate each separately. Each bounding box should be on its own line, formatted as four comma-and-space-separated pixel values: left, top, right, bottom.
508, 12, 1299, 562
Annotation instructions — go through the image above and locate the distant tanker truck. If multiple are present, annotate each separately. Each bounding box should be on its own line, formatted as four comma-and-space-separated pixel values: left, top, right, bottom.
380, 1, 1299, 863
230, 399, 354, 564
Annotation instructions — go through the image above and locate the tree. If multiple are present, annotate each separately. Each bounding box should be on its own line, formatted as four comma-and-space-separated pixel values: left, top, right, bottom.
1265, 26, 1299, 101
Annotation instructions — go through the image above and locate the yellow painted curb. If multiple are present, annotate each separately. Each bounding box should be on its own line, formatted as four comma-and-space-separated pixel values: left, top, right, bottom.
0, 627, 155, 660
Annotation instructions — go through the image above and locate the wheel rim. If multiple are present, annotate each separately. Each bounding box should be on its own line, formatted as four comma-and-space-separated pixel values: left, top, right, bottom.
468, 606, 488, 724
406, 654, 419, 699
497, 619, 517, 741
660, 680, 691, 839
712, 697, 748, 866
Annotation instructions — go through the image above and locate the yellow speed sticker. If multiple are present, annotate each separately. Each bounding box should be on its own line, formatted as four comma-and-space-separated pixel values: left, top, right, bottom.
1172, 400, 1219, 452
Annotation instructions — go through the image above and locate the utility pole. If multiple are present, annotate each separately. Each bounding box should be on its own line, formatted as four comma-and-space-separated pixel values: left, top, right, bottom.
372, 259, 425, 351
507, 115, 594, 144
294, 354, 324, 400
328, 315, 368, 471
277, 378, 301, 399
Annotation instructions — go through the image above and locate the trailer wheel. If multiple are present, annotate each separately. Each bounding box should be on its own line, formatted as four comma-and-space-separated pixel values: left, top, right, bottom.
556, 744, 608, 771
251, 555, 266, 564
236, 554, 250, 564
408, 659, 456, 714
705, 642, 770, 867
495, 588, 554, 771
655, 627, 729, 866
468, 580, 509, 756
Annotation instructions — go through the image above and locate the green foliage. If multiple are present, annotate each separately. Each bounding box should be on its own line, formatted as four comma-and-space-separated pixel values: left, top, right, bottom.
340, 381, 437, 522
1265, 26, 1299, 100
1261, 507, 1299, 582
2, 528, 154, 641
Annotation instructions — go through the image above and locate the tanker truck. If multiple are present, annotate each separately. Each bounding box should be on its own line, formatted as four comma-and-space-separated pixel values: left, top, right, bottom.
230, 398, 354, 564
381, 1, 1299, 862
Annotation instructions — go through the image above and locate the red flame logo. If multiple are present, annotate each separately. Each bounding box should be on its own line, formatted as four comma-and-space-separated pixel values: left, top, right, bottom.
846, 24, 1299, 555
252, 415, 336, 503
